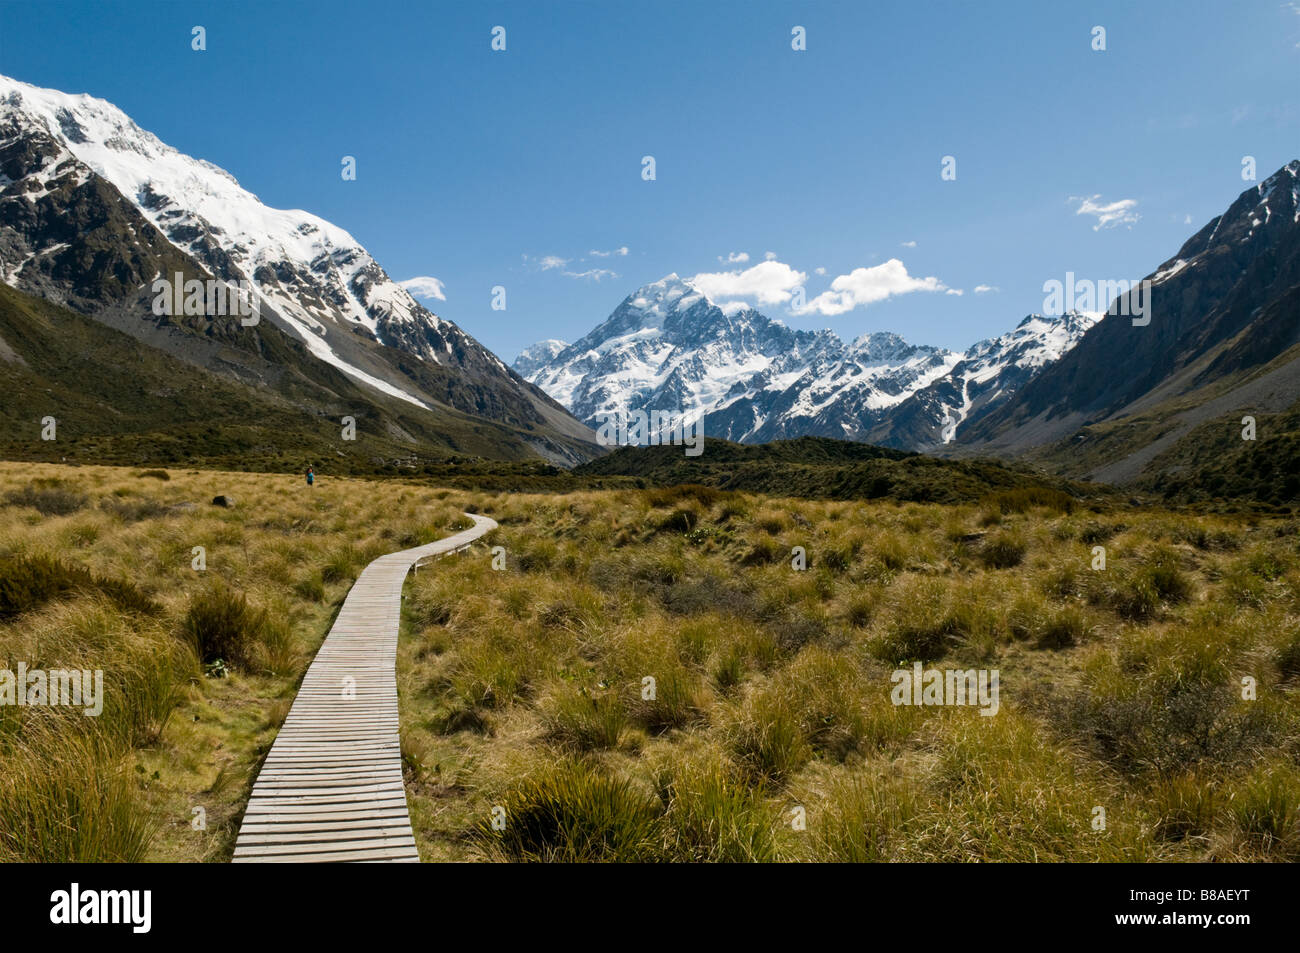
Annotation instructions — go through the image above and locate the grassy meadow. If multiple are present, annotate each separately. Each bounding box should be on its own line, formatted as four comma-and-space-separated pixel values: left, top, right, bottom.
0, 461, 465, 861
401, 484, 1300, 862
1, 461, 1297, 862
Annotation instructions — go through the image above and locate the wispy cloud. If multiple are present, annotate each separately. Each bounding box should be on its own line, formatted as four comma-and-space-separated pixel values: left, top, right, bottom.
900, 240, 917, 248
1072, 194, 1140, 230
589, 246, 628, 258
973, 284, 998, 294
717, 251, 750, 264
563, 268, 619, 281
793, 259, 949, 316
399, 276, 446, 301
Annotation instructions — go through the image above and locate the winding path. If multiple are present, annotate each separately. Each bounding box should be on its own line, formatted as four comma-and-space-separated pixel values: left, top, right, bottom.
232, 512, 497, 863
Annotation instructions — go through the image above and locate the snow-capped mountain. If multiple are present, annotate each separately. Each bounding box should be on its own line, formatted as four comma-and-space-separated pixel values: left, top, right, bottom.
516, 274, 1097, 450
513, 339, 568, 378
0, 73, 595, 462
959, 159, 1300, 483
864, 310, 1099, 449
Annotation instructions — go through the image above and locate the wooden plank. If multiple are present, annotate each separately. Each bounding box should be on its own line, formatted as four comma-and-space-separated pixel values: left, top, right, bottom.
231, 512, 496, 864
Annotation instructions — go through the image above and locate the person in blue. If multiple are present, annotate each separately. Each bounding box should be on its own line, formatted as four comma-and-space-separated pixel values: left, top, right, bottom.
306, 465, 315, 486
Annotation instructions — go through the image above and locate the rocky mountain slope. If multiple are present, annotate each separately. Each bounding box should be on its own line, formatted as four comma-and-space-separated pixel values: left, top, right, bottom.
0, 73, 597, 465
957, 160, 1300, 499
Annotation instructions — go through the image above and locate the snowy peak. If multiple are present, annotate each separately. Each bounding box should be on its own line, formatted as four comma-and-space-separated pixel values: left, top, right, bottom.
517, 275, 1097, 449
0, 73, 465, 372
513, 339, 567, 377
0, 72, 598, 462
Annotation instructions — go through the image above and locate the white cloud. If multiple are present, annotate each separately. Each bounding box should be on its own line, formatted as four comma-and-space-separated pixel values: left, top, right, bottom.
690, 259, 808, 308
563, 268, 619, 282
814, 267, 826, 276
945, 288, 964, 296
717, 251, 750, 264
399, 276, 446, 301
537, 255, 569, 270
1072, 194, 1140, 230
901, 240, 917, 248
973, 284, 998, 294
794, 259, 949, 316
764, 251, 778, 260
589, 246, 629, 258
1184, 214, 1192, 225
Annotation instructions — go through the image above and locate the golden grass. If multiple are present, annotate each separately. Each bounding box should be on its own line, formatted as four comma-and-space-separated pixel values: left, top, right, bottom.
0, 461, 465, 861
3, 461, 1298, 862
397, 487, 1300, 862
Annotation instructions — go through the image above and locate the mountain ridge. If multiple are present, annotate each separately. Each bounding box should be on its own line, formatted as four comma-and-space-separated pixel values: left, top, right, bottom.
517, 273, 1097, 450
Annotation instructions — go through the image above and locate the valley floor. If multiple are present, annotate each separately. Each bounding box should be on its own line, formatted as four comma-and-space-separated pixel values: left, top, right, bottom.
1, 462, 1297, 861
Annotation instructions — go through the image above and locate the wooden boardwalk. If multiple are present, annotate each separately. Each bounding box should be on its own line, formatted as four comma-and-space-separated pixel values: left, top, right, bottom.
232, 512, 497, 863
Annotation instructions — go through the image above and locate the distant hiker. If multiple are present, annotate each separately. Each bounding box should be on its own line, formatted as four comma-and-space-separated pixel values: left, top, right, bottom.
306, 466, 315, 486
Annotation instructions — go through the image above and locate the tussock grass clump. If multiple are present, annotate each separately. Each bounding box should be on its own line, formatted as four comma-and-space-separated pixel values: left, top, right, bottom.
871, 577, 962, 662
1049, 622, 1286, 777
476, 762, 662, 862
541, 686, 628, 751
181, 584, 267, 670
0, 729, 154, 862
3, 481, 88, 516
726, 689, 812, 783
740, 537, 782, 566
292, 571, 326, 604
320, 545, 359, 584
1224, 765, 1300, 857
99, 497, 170, 523
655, 506, 699, 535
632, 668, 709, 734
979, 530, 1026, 569
814, 772, 918, 862
1150, 773, 1219, 842
0, 552, 158, 620
646, 484, 725, 509
982, 486, 1076, 515
654, 755, 779, 862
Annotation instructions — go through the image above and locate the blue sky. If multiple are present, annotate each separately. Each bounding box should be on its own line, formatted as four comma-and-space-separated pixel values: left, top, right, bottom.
3, 0, 1299, 359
